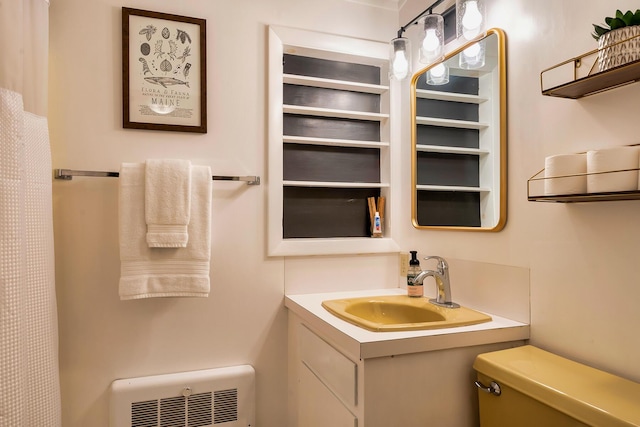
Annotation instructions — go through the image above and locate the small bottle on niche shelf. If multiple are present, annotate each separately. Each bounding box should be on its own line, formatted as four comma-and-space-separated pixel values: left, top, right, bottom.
407, 250, 423, 298
372, 211, 382, 237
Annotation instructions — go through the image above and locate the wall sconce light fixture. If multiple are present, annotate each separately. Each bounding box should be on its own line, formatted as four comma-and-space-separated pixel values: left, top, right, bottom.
390, 37, 412, 80
390, 0, 485, 80
390, 0, 449, 81
419, 14, 444, 64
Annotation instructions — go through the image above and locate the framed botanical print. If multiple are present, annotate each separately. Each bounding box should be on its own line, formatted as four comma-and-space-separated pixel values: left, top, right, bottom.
122, 8, 207, 133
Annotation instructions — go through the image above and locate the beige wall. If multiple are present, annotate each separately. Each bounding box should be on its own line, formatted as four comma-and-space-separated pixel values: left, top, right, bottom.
49, 0, 396, 426
50, 0, 640, 425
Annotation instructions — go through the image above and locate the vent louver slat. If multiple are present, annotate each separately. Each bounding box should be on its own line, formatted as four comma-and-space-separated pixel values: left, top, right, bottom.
160, 396, 186, 427
188, 392, 212, 427
214, 389, 238, 424
132, 400, 158, 427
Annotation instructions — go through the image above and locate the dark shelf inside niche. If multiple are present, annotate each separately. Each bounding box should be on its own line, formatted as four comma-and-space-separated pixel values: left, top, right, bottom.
415, 98, 478, 121
284, 85, 381, 113
284, 144, 380, 183
284, 115, 380, 142
284, 54, 381, 85
417, 152, 479, 187
283, 187, 380, 238
417, 191, 481, 227
416, 125, 479, 149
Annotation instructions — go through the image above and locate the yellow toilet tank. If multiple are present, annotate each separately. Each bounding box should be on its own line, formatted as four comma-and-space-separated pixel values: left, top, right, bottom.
473, 345, 640, 427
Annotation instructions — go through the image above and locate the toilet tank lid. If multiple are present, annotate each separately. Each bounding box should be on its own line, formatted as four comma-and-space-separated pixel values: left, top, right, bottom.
473, 345, 640, 427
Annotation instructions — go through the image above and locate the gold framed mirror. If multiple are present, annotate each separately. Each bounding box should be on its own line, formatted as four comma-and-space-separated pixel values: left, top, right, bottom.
411, 28, 506, 231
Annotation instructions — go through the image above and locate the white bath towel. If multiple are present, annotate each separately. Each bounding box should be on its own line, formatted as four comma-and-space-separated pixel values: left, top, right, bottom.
119, 163, 212, 300
145, 159, 192, 248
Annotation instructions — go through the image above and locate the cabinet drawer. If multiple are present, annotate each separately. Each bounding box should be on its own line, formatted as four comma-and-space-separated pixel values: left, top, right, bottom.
299, 364, 357, 427
299, 325, 357, 406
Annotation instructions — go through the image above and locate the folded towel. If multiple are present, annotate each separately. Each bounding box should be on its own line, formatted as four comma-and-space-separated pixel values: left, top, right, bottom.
119, 163, 212, 300
145, 159, 192, 248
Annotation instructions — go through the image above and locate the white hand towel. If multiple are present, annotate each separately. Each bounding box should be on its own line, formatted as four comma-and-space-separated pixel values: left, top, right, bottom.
119, 163, 212, 300
145, 159, 192, 247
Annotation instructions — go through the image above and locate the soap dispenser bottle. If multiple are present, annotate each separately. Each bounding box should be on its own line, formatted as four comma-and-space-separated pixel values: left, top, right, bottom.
407, 251, 423, 297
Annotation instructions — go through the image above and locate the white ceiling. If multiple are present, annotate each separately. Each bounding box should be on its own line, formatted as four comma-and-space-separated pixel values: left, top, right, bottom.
344, 0, 406, 11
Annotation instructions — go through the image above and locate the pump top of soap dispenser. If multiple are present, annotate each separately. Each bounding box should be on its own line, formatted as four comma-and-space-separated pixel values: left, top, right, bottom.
410, 251, 420, 267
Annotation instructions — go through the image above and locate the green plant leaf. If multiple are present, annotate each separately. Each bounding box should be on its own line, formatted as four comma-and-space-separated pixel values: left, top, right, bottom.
633, 10, 640, 25
616, 9, 625, 20
605, 16, 614, 26
609, 17, 626, 30
623, 10, 635, 25
592, 24, 608, 39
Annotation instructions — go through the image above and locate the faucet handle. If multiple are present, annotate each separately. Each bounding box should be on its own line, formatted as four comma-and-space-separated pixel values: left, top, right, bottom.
423, 256, 448, 272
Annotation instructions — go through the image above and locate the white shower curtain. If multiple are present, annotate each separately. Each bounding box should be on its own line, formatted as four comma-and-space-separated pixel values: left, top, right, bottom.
0, 1, 62, 426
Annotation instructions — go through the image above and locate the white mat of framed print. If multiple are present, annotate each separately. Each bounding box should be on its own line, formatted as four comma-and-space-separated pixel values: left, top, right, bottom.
123, 8, 207, 133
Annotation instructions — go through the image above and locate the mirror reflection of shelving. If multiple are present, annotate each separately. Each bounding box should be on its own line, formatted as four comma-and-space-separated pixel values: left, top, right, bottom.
412, 30, 505, 230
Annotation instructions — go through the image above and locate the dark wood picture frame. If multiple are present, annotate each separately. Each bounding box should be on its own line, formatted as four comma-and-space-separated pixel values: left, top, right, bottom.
122, 7, 207, 133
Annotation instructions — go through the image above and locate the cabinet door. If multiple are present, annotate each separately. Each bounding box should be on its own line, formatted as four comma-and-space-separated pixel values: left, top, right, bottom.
299, 363, 357, 427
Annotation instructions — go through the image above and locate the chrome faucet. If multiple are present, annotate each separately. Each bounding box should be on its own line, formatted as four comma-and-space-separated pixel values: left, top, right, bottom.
410, 256, 460, 308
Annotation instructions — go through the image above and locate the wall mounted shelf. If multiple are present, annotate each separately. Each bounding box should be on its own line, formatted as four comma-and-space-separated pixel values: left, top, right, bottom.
540, 43, 640, 99
527, 168, 640, 203
528, 191, 640, 203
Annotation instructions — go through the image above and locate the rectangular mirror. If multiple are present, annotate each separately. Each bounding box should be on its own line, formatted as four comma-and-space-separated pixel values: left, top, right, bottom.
411, 28, 506, 231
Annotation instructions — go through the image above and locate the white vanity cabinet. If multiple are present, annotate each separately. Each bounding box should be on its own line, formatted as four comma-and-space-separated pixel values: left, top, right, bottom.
286, 291, 530, 427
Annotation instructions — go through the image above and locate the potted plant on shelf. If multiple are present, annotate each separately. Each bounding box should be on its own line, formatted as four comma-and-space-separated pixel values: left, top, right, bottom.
592, 9, 640, 72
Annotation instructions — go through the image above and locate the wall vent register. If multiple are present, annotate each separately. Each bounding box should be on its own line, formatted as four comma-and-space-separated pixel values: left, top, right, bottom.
110, 365, 255, 427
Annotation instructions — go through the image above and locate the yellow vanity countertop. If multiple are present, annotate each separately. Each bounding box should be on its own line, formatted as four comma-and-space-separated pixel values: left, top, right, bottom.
285, 288, 530, 360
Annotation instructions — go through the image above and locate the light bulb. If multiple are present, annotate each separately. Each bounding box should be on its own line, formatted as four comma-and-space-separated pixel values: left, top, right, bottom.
462, 1, 483, 40
422, 29, 440, 54
419, 14, 444, 64
431, 63, 445, 78
392, 50, 409, 80
459, 40, 485, 69
463, 43, 481, 58
427, 62, 449, 85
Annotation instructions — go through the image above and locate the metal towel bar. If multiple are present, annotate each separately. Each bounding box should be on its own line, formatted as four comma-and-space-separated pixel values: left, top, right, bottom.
54, 169, 261, 185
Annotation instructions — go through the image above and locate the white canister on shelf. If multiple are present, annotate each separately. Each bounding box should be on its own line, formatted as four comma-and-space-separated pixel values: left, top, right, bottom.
586, 146, 640, 193
544, 153, 587, 195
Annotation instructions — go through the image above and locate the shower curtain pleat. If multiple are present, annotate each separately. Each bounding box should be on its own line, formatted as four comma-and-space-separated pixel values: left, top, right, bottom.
0, 0, 49, 116
0, 0, 61, 425
0, 88, 61, 427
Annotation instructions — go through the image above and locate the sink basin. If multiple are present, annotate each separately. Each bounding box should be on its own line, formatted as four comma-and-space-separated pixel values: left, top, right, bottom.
321, 295, 492, 332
